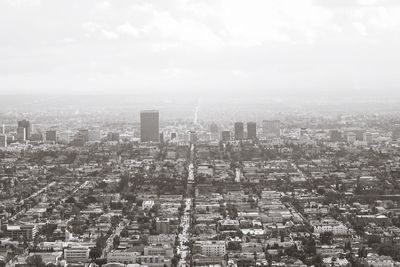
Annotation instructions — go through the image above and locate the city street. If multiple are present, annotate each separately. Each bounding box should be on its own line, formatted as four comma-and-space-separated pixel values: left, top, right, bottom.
177, 198, 191, 267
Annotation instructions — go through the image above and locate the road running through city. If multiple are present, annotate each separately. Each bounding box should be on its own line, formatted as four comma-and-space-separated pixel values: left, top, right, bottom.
177, 143, 195, 266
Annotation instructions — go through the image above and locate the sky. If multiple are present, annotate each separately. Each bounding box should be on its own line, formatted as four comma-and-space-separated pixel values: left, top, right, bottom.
1, 0, 400, 98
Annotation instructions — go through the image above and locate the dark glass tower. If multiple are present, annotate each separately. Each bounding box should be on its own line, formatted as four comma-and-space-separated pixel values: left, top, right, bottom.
247, 122, 257, 139
234, 122, 244, 140
140, 110, 160, 142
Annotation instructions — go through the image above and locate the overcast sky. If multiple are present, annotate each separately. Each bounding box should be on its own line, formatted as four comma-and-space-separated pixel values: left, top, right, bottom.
1, 0, 400, 97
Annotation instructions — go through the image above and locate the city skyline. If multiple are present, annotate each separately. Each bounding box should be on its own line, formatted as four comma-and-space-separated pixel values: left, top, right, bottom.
2, 1, 400, 267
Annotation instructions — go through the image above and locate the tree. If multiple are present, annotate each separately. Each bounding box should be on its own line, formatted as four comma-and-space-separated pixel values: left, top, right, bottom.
377, 243, 400, 261
96, 235, 107, 249
312, 254, 323, 267
367, 235, 381, 247
227, 241, 242, 251
89, 247, 102, 261
26, 255, 45, 267
302, 236, 316, 255
120, 227, 129, 238
65, 197, 75, 204
113, 235, 120, 249
344, 241, 352, 251
280, 232, 285, 243
171, 254, 181, 267
358, 246, 367, 258
317, 188, 325, 195
320, 231, 333, 245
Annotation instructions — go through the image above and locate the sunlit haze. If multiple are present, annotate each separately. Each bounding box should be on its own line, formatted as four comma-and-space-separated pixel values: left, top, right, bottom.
1, 0, 400, 99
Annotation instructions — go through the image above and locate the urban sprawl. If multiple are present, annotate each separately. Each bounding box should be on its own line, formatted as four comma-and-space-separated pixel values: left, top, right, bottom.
1, 111, 400, 267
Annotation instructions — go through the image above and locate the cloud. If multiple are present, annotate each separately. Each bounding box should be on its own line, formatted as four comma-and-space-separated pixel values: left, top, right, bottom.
96, 1, 110, 10
116, 23, 143, 37
82, 22, 101, 32
3, 0, 41, 8
82, 22, 119, 40
353, 22, 368, 35
101, 30, 119, 40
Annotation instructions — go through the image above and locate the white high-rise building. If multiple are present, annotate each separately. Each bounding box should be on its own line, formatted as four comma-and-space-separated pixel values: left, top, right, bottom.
0, 134, 7, 147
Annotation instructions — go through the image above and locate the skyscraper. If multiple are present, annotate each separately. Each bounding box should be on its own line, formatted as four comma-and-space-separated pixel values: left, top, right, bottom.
234, 122, 244, 140
17, 127, 26, 142
347, 132, 356, 143
262, 120, 280, 138
18, 120, 31, 140
30, 132, 43, 141
77, 129, 89, 142
221, 131, 231, 142
364, 132, 373, 145
210, 123, 219, 133
46, 130, 57, 142
160, 132, 164, 144
140, 110, 160, 142
0, 134, 7, 147
247, 122, 257, 139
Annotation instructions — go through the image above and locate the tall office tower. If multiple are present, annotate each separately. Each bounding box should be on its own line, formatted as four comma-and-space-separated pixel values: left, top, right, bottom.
46, 130, 57, 142
0, 134, 7, 147
247, 122, 257, 139
18, 120, 31, 140
17, 127, 26, 142
1, 124, 4, 134
347, 132, 356, 143
353, 129, 365, 141
329, 129, 342, 142
77, 129, 89, 142
364, 132, 373, 145
30, 133, 43, 141
392, 126, 400, 141
221, 130, 231, 142
210, 123, 219, 133
140, 110, 160, 142
234, 122, 244, 140
160, 132, 164, 144
262, 120, 281, 138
